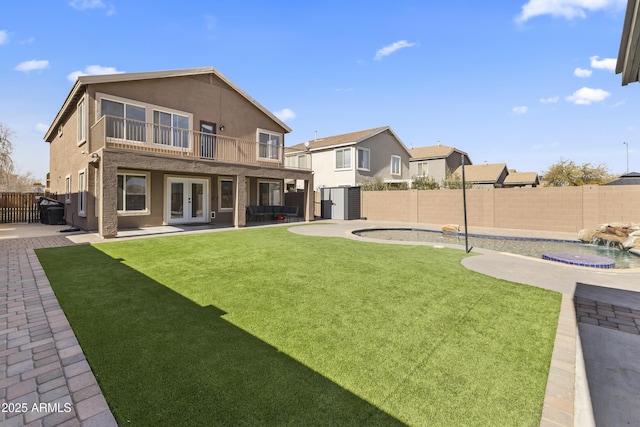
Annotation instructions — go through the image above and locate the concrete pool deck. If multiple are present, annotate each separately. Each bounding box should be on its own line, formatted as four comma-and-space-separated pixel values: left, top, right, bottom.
2, 220, 639, 426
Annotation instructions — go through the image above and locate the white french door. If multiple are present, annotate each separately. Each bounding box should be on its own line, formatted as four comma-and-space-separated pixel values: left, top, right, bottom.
167, 177, 209, 224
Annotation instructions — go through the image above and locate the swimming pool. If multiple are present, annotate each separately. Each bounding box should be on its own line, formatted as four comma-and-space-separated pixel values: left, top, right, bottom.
353, 228, 640, 269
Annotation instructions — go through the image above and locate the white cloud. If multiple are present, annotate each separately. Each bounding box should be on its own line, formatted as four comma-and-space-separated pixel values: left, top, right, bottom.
589, 55, 616, 71
0, 30, 8, 45
516, 0, 625, 23
67, 65, 125, 82
512, 106, 528, 114
69, 0, 115, 15
574, 67, 592, 77
35, 123, 49, 133
273, 108, 296, 121
14, 59, 50, 72
540, 96, 560, 103
565, 87, 611, 105
374, 40, 417, 61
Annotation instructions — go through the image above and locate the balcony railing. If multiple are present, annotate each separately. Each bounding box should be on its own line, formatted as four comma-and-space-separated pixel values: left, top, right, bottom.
89, 115, 310, 170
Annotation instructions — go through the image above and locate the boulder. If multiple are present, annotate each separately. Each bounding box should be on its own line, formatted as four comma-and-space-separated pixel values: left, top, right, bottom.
622, 236, 640, 249
578, 229, 596, 243
441, 224, 460, 233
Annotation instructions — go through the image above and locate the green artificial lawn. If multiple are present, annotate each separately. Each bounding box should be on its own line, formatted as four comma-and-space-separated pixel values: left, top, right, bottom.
36, 226, 561, 426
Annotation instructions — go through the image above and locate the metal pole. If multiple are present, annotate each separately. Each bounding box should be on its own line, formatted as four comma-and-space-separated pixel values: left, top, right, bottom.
461, 154, 472, 253
624, 141, 629, 174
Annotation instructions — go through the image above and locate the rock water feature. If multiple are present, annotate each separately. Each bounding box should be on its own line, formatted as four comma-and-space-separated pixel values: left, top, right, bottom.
579, 223, 640, 256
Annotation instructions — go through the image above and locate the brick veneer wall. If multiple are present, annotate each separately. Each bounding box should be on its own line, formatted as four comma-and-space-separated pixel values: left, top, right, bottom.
361, 185, 640, 232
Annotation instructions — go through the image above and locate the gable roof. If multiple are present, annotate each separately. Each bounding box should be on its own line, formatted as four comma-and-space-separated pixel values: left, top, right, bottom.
44, 66, 291, 142
503, 171, 540, 186
410, 144, 470, 161
452, 163, 508, 183
288, 126, 411, 155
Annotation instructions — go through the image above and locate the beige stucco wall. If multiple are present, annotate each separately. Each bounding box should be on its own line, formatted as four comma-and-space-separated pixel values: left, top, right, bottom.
362, 186, 640, 233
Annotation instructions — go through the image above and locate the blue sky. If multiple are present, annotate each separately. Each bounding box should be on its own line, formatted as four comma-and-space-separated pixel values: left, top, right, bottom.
1, 0, 638, 181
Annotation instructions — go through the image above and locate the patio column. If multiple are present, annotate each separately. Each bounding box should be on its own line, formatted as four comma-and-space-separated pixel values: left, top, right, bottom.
304, 175, 314, 222
98, 156, 118, 238
234, 174, 247, 228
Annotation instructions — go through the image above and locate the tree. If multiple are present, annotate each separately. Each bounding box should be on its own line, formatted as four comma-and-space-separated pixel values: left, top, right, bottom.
542, 159, 614, 186
411, 175, 440, 190
0, 122, 15, 189
442, 168, 473, 189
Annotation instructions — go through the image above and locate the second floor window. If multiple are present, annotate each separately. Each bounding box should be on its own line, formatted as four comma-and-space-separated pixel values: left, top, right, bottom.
357, 148, 370, 170
391, 155, 401, 175
101, 99, 146, 142
335, 148, 351, 170
417, 162, 428, 176
154, 111, 190, 148
258, 130, 281, 160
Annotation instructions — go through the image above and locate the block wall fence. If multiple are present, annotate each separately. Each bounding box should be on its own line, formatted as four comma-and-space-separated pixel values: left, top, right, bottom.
359, 185, 640, 233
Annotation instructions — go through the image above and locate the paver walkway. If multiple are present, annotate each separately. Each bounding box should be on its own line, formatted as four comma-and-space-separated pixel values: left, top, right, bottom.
0, 235, 116, 427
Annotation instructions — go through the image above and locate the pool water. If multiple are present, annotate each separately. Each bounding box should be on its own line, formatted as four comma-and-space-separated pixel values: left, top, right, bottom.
353, 228, 640, 269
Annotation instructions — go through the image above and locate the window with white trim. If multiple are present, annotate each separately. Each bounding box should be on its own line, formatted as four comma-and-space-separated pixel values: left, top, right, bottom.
77, 97, 86, 145
417, 162, 428, 176
219, 178, 234, 212
258, 181, 282, 206
153, 110, 190, 148
117, 172, 149, 213
357, 148, 370, 171
100, 98, 146, 142
78, 170, 86, 217
335, 148, 351, 170
257, 130, 282, 160
65, 175, 71, 204
391, 155, 401, 175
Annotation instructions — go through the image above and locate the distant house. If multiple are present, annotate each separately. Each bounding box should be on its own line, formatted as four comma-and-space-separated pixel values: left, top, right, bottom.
286, 126, 411, 189
409, 144, 471, 184
604, 172, 640, 185
452, 163, 509, 188
503, 171, 540, 188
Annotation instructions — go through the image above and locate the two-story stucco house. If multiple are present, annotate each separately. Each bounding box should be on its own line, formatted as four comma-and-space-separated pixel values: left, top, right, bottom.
285, 126, 411, 189
409, 144, 472, 184
44, 67, 313, 238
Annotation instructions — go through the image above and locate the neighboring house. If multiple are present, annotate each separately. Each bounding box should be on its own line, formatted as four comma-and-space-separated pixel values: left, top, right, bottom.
409, 144, 471, 184
44, 67, 313, 238
452, 163, 509, 188
286, 126, 411, 189
617, 0, 640, 85
503, 171, 540, 188
604, 172, 640, 185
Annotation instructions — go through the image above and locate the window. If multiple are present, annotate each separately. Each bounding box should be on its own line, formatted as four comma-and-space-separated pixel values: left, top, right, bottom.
258, 181, 282, 206
77, 97, 86, 145
258, 130, 281, 160
101, 99, 146, 142
417, 162, 428, 176
357, 148, 370, 171
335, 148, 351, 170
153, 110, 190, 148
78, 170, 86, 217
391, 155, 401, 175
117, 172, 149, 213
65, 175, 71, 204
219, 178, 234, 211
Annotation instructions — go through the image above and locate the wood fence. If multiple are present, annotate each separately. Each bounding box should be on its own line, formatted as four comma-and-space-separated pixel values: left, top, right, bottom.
0, 192, 55, 224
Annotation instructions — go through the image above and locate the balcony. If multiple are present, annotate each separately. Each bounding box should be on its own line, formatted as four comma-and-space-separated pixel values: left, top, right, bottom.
89, 115, 310, 170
